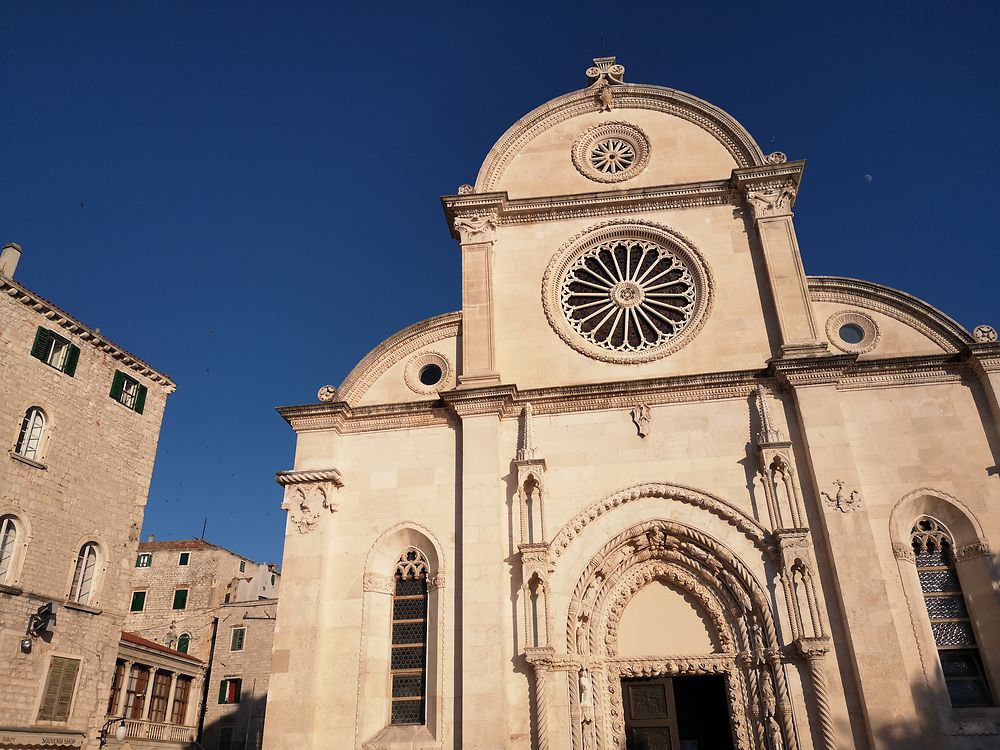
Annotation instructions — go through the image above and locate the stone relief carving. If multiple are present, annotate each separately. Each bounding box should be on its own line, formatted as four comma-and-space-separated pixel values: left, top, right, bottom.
585, 55, 625, 86
317, 384, 337, 402
362, 572, 394, 595
597, 83, 614, 112
821, 480, 862, 513
279, 484, 339, 534
954, 540, 992, 561
571, 121, 650, 183
891, 542, 916, 563
453, 212, 498, 243
973, 324, 998, 343
630, 404, 651, 438
457, 183, 474, 195
766, 151, 788, 164
743, 181, 798, 220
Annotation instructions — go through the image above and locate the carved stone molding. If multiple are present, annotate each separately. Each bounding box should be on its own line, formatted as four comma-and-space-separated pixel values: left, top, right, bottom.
954, 540, 992, 561
585, 55, 625, 86
362, 572, 394, 595
743, 181, 798, 220
891, 542, 916, 563
826, 310, 880, 354
453, 212, 498, 244
403, 350, 454, 395
275, 468, 344, 488
571, 121, 650, 183
794, 637, 830, 661
821, 480, 862, 513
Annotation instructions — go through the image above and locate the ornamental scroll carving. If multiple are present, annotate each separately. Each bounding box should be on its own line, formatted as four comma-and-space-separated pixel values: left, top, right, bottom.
453, 212, 498, 244
279, 483, 339, 534
743, 181, 797, 220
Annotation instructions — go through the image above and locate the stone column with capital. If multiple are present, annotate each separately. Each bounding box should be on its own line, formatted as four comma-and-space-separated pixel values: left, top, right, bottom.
141, 667, 156, 720
734, 163, 827, 359
454, 212, 501, 386
115, 660, 133, 717
163, 671, 179, 725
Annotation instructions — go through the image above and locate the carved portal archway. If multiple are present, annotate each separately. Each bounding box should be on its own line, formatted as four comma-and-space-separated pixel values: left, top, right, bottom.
566, 519, 796, 750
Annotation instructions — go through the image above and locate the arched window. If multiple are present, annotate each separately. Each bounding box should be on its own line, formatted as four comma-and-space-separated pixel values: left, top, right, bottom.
176, 633, 191, 654
912, 517, 992, 706
0, 515, 19, 584
14, 407, 46, 461
69, 542, 100, 604
390, 548, 428, 725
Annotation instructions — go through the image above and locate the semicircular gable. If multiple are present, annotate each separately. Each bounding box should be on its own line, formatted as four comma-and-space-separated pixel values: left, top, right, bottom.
808, 276, 974, 353
337, 312, 461, 405
474, 83, 767, 194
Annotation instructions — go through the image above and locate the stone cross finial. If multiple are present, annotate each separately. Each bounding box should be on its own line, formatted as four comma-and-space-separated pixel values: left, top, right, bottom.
754, 385, 784, 444
517, 403, 538, 461
586, 56, 625, 87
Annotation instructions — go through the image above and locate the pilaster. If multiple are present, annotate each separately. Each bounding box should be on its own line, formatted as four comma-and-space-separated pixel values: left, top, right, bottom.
454, 213, 500, 386
968, 340, 1000, 447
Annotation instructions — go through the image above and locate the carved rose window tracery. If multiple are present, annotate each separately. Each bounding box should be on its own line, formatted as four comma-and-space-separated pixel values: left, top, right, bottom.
571, 122, 650, 183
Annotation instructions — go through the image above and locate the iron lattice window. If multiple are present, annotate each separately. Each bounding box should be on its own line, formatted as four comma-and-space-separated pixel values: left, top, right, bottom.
912, 517, 992, 706
390, 548, 429, 725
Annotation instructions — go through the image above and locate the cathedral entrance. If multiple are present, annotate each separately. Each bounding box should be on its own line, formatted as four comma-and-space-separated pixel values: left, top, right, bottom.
622, 675, 734, 750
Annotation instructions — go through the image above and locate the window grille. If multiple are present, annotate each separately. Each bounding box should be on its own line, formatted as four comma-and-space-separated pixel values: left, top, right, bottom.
69, 542, 99, 604
912, 517, 992, 706
15, 407, 46, 461
0, 515, 18, 584
390, 548, 429, 725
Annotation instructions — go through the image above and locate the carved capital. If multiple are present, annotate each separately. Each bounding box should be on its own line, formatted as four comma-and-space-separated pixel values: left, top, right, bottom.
363, 573, 394, 595
428, 572, 447, 589
892, 542, 916, 563
743, 181, 798, 220
954, 540, 992, 562
454, 212, 498, 244
794, 637, 831, 661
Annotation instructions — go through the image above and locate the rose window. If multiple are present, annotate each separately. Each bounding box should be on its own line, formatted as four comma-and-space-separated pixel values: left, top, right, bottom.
590, 139, 636, 175
542, 221, 713, 364
560, 239, 696, 352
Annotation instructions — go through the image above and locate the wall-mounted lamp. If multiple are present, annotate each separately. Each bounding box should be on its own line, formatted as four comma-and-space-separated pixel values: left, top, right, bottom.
98, 717, 127, 747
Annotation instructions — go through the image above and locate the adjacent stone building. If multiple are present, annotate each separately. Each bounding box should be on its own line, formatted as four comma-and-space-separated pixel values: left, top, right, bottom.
264, 58, 1000, 750
0, 243, 176, 750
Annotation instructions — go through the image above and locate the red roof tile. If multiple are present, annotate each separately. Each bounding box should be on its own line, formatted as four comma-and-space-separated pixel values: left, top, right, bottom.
120, 631, 204, 663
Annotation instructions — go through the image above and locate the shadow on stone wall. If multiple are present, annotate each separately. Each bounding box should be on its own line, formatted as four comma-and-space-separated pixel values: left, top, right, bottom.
193, 693, 266, 750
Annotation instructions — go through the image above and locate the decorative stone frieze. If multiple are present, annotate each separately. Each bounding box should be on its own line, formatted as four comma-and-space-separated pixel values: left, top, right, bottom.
891, 542, 916, 563
954, 540, 992, 561
362, 572, 394, 595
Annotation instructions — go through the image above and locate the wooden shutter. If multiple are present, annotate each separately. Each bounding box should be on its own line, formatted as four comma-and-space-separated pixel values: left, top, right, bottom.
63, 344, 80, 376
110, 371, 125, 401
134, 384, 147, 414
38, 656, 80, 721
233, 679, 241, 703
218, 680, 227, 704
30, 327, 52, 361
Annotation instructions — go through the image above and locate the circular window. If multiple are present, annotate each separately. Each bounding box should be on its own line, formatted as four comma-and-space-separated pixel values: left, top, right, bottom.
404, 352, 452, 395
826, 311, 879, 354
572, 122, 650, 184
542, 221, 714, 364
418, 363, 442, 386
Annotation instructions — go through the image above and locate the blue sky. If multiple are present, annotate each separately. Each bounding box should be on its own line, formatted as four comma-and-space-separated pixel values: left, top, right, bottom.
2, 1, 997, 565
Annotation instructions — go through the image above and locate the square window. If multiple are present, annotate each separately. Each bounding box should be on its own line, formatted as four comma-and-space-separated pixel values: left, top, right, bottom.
31, 327, 79, 376
178, 552, 190, 566
130, 591, 146, 612
230, 627, 246, 652
218, 678, 241, 704
239, 560, 245, 573
172, 589, 188, 610
110, 370, 147, 414
135, 553, 152, 568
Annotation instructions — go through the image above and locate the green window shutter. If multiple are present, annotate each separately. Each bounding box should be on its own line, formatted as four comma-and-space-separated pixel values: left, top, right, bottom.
110, 371, 125, 401
63, 344, 80, 376
31, 327, 52, 362
218, 681, 227, 704
134, 384, 147, 414
233, 679, 241, 703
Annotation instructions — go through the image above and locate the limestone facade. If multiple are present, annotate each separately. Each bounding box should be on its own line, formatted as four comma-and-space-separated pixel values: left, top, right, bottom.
0, 244, 175, 750
263, 59, 1000, 750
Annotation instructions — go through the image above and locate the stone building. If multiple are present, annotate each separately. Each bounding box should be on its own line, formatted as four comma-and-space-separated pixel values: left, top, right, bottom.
263, 58, 1000, 750
0, 243, 175, 750
124, 538, 279, 663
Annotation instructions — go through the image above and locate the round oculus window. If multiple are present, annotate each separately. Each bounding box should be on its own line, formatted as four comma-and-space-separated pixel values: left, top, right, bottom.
542, 221, 714, 364
418, 363, 443, 386
404, 352, 452, 395
825, 311, 879, 354
571, 122, 650, 184
838, 323, 865, 344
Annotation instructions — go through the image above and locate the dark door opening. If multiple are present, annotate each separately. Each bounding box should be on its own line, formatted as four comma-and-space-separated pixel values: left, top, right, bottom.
623, 674, 734, 750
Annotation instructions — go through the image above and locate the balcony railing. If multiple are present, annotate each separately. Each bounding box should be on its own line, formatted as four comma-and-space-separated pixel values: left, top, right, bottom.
121, 718, 196, 744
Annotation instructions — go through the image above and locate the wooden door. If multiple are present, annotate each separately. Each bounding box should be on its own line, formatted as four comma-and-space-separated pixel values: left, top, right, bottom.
622, 677, 681, 750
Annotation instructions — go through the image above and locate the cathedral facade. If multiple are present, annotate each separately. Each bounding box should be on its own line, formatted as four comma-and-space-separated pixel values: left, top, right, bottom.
263, 59, 1000, 750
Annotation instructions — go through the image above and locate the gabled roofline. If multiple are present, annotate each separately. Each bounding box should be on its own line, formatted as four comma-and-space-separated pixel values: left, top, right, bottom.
2, 276, 176, 391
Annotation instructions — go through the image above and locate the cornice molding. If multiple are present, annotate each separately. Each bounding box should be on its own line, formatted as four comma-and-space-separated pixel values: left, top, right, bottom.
2, 278, 176, 391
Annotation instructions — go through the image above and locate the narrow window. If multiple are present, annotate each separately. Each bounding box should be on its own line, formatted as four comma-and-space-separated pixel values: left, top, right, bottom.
218, 678, 242, 704
171, 675, 192, 724
176, 633, 191, 654
230, 627, 246, 652
270, 573, 276, 586
125, 665, 149, 719
30, 327, 79, 376
147, 670, 171, 722
178, 551, 190, 566
107, 660, 126, 715
14, 407, 46, 461
69, 542, 99, 604
239, 560, 246, 573
135, 553, 152, 568
390, 548, 429, 725
172, 589, 189, 610
0, 514, 19, 584
37, 656, 81, 721
912, 517, 993, 706
129, 591, 146, 612
110, 370, 147, 414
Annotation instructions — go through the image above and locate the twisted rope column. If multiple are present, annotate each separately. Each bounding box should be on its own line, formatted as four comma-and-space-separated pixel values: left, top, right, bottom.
797, 638, 836, 750
525, 647, 554, 750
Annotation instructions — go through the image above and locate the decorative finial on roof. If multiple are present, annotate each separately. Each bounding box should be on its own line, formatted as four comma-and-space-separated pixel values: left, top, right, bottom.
586, 56, 625, 87
754, 385, 784, 444
516, 403, 538, 461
